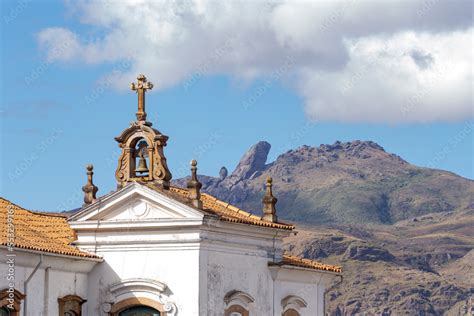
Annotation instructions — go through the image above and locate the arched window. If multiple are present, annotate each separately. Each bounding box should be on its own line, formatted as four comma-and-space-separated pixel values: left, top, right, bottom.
281, 295, 307, 316
110, 298, 166, 315
224, 290, 254, 316
0, 289, 25, 316
118, 306, 160, 316
282, 309, 300, 316
225, 304, 249, 316
1, 307, 13, 316
58, 295, 86, 316
107, 279, 176, 315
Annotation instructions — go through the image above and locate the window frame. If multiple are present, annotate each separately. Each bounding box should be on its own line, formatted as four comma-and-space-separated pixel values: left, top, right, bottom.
224, 290, 254, 316
0, 288, 25, 316
281, 295, 307, 316
282, 308, 300, 316
58, 294, 86, 316
224, 304, 249, 316
109, 297, 167, 316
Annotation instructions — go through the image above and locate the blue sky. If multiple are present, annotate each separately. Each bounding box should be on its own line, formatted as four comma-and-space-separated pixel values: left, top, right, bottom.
0, 1, 472, 212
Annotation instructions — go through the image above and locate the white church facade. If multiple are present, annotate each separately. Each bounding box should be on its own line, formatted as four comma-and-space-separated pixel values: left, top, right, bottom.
0, 75, 342, 316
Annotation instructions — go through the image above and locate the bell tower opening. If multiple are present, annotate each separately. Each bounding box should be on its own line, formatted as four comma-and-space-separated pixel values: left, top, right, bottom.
134, 140, 150, 177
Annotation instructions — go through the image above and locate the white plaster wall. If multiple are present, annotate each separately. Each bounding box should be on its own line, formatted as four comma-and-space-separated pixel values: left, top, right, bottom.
69, 186, 205, 315
271, 266, 334, 316
86, 248, 200, 316
0, 237, 331, 316
1, 184, 336, 316
0, 250, 92, 316
196, 222, 330, 316
200, 250, 327, 316
201, 248, 274, 316
68, 185, 335, 316
274, 279, 324, 316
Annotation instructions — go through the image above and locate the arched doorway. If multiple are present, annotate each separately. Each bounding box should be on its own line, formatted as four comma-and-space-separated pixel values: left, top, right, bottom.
118, 306, 160, 316
110, 297, 167, 316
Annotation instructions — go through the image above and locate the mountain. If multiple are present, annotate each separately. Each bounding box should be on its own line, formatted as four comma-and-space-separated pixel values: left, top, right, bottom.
285, 208, 474, 314
175, 140, 473, 225
174, 140, 474, 314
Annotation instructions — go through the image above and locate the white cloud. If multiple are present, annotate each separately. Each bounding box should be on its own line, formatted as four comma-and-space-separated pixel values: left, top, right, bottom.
37, 27, 81, 62
302, 30, 473, 123
36, 0, 473, 123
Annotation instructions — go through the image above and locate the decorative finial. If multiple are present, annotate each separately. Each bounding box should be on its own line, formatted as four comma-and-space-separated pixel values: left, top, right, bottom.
82, 164, 98, 205
187, 159, 203, 209
262, 176, 277, 222
130, 74, 153, 122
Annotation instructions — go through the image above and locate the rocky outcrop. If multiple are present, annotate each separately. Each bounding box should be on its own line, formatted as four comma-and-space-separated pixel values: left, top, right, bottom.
173, 141, 272, 204
219, 166, 228, 180
228, 141, 270, 181
342, 242, 395, 262
175, 140, 472, 225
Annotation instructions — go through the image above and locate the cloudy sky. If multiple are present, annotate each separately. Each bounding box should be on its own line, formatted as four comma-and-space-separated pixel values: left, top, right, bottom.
1, 0, 473, 211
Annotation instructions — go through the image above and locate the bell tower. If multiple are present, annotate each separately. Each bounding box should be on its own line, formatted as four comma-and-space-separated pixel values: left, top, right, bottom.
114, 74, 172, 189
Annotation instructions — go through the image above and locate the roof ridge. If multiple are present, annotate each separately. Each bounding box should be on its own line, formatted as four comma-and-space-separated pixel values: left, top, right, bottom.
0, 197, 68, 218
168, 185, 295, 230
282, 253, 342, 273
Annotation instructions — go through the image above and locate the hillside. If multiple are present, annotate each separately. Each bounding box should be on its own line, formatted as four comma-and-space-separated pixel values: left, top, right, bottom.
175, 140, 473, 225
285, 209, 473, 314
174, 140, 474, 314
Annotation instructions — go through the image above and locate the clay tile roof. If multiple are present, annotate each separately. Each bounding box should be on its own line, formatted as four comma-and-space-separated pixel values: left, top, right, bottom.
280, 253, 342, 273
168, 186, 295, 230
0, 197, 100, 259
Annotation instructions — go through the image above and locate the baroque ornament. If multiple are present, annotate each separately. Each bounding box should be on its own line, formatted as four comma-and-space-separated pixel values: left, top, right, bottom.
82, 164, 98, 205
115, 75, 172, 188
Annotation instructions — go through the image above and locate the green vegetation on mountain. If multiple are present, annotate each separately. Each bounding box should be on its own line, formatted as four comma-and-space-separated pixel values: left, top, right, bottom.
175, 140, 473, 314
176, 140, 473, 225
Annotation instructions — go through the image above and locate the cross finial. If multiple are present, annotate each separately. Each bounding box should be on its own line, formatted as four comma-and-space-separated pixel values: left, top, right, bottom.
262, 176, 278, 222
130, 74, 153, 122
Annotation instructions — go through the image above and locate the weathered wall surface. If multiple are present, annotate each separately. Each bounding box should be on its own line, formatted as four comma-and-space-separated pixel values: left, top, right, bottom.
273, 271, 326, 316
202, 249, 274, 315
0, 249, 92, 316
85, 247, 200, 315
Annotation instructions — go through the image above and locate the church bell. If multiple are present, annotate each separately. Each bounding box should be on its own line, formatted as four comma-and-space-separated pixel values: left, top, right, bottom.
135, 157, 149, 174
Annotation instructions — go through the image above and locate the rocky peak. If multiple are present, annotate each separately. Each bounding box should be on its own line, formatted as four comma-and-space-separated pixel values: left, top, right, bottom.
219, 166, 228, 180
318, 140, 385, 153
229, 141, 271, 180
276, 140, 388, 164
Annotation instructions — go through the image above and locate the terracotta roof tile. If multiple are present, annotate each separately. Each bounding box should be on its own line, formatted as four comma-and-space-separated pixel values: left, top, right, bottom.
0, 198, 100, 259
0, 191, 338, 272
279, 253, 342, 273
168, 186, 295, 230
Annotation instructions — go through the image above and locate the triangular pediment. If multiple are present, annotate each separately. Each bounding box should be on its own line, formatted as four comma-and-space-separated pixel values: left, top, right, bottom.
69, 182, 204, 222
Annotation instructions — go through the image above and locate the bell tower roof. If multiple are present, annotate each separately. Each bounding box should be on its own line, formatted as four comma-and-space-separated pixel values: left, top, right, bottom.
114, 75, 172, 189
